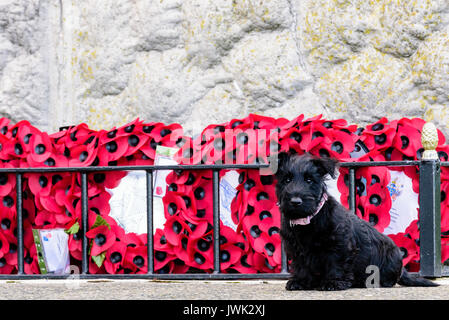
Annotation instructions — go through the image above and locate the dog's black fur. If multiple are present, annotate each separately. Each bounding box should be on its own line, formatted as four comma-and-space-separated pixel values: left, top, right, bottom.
275, 153, 438, 290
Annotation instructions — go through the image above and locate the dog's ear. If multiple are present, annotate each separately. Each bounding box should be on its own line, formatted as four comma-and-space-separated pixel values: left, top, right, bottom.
275, 151, 289, 177
312, 156, 339, 179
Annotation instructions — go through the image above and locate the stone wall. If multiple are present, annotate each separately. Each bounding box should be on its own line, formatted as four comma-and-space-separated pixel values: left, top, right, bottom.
1, 0, 449, 138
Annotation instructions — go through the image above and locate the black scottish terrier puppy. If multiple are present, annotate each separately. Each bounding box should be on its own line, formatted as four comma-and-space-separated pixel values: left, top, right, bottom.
275, 153, 438, 290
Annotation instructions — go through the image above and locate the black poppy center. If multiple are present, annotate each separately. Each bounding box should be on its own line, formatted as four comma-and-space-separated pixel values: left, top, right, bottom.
35, 144, 46, 155
94, 234, 107, 246
172, 221, 182, 234
194, 187, 205, 200
155, 251, 167, 261
133, 255, 145, 268
197, 239, 210, 252
374, 133, 387, 145
194, 252, 205, 265
243, 179, 256, 191
250, 225, 261, 238
256, 192, 269, 201
128, 135, 140, 147
372, 123, 384, 131
1, 218, 10, 230
168, 203, 177, 216
369, 194, 382, 206
331, 141, 344, 154
265, 243, 275, 256
0, 174, 8, 185
220, 250, 230, 263
39, 176, 48, 188
110, 252, 122, 264
259, 211, 271, 220
106, 141, 118, 153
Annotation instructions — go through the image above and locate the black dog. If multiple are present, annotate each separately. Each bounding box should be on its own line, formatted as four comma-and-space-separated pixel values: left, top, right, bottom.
275, 153, 438, 290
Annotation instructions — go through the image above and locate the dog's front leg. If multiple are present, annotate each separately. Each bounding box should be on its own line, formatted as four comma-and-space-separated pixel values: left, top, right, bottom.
286, 260, 319, 291
318, 254, 354, 291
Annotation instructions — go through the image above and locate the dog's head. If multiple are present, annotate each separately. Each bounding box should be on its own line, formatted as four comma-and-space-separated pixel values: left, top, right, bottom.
275, 152, 338, 223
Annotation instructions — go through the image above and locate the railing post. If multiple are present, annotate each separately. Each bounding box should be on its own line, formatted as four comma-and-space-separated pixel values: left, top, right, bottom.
146, 170, 154, 275
348, 167, 356, 215
212, 169, 221, 274
81, 172, 89, 274
419, 122, 442, 277
16, 173, 24, 274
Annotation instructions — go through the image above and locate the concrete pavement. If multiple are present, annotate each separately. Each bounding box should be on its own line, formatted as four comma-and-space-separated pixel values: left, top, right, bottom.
0, 278, 448, 300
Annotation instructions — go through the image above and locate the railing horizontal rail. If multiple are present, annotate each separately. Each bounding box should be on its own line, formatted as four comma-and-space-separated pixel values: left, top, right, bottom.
0, 164, 270, 173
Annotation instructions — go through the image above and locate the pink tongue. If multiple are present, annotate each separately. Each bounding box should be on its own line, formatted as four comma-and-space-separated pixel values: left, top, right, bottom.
291, 216, 311, 226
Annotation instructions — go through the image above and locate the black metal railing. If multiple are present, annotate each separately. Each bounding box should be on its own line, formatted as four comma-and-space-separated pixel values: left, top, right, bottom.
0, 159, 447, 280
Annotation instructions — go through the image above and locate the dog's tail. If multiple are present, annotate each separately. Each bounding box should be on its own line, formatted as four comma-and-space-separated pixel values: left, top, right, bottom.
398, 268, 439, 287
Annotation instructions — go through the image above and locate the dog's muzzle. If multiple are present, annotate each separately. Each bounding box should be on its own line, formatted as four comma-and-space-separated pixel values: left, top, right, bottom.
289, 193, 328, 226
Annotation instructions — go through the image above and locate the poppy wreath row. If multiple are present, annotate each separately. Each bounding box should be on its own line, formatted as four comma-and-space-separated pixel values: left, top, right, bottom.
0, 114, 448, 275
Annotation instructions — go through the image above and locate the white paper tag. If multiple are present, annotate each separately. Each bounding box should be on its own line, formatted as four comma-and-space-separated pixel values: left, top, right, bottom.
220, 171, 240, 231
153, 146, 179, 198
36, 229, 70, 274
384, 170, 419, 235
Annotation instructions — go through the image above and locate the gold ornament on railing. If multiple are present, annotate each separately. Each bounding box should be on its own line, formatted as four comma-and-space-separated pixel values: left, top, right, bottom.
421, 122, 439, 160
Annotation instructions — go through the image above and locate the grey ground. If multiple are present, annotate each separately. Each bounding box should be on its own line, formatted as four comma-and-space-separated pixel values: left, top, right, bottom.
0, 278, 448, 300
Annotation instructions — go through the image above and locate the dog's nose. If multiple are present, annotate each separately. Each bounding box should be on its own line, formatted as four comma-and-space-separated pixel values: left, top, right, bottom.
289, 197, 303, 206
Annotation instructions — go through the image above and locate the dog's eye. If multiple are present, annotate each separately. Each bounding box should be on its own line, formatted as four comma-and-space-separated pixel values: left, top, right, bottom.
305, 177, 313, 184
284, 175, 293, 183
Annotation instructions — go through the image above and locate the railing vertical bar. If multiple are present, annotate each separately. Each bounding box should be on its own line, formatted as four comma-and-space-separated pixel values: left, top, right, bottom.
146, 170, 154, 275
212, 169, 221, 274
280, 212, 288, 274
81, 172, 89, 274
348, 167, 356, 214
16, 173, 24, 274
419, 160, 442, 277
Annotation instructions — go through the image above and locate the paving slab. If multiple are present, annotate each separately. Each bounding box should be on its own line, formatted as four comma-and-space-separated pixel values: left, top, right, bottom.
0, 278, 448, 300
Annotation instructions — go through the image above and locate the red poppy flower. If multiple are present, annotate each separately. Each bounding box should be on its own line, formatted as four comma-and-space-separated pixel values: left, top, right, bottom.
252, 251, 280, 273
361, 117, 398, 151
163, 191, 185, 220
247, 186, 277, 213
0, 232, 9, 258
68, 231, 83, 261
34, 210, 58, 229
393, 119, 422, 158
87, 191, 112, 217
122, 232, 145, 248
358, 183, 391, 232
123, 245, 147, 273
230, 251, 257, 274
219, 243, 242, 271
164, 215, 192, 247
154, 249, 176, 272
24, 245, 40, 274
0, 118, 11, 137
186, 235, 214, 270
441, 238, 449, 265
68, 143, 99, 167
86, 225, 116, 256
97, 136, 129, 162
63, 123, 96, 149
253, 232, 282, 266
104, 241, 127, 274
27, 132, 53, 163
248, 114, 278, 130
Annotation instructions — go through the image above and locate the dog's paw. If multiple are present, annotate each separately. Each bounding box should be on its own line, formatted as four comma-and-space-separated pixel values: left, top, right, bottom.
318, 280, 352, 291
286, 279, 306, 291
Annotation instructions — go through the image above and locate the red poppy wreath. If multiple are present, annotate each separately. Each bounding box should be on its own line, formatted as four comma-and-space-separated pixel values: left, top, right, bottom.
0, 114, 447, 275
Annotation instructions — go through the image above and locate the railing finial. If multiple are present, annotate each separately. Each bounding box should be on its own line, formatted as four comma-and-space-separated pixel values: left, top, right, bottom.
422, 122, 439, 160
